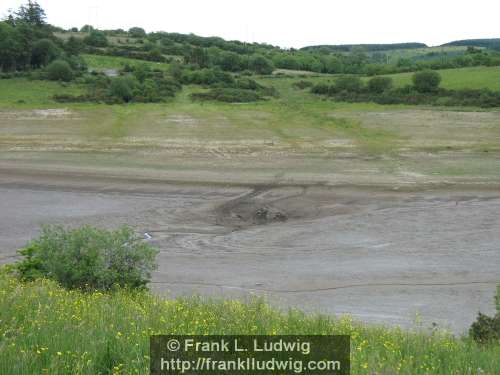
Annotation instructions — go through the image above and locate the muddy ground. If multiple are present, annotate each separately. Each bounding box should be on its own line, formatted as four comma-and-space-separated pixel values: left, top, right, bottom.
1, 168, 498, 334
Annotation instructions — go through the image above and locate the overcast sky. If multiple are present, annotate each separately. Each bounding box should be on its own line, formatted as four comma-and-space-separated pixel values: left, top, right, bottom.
1, 0, 499, 48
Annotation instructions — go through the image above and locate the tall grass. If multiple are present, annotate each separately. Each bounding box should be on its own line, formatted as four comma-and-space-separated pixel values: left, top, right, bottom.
0, 272, 498, 374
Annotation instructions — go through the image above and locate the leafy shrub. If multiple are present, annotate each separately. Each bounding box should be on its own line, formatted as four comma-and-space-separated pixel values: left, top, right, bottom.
181, 68, 234, 86
311, 80, 500, 108
469, 286, 500, 344
234, 77, 261, 90
292, 80, 314, 90
108, 77, 136, 102
31, 38, 60, 68
368, 76, 393, 93
412, 70, 442, 93
46, 59, 73, 81
84, 30, 108, 47
65, 36, 84, 56
64, 54, 88, 72
15, 225, 158, 291
333, 76, 364, 93
128, 27, 146, 38
470, 313, 500, 344
248, 54, 274, 74
495, 285, 500, 314
190, 88, 263, 103
311, 83, 334, 95
133, 77, 181, 103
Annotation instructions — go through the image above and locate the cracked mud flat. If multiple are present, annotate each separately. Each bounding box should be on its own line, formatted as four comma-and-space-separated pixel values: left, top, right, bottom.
0, 171, 500, 333
0, 170, 499, 334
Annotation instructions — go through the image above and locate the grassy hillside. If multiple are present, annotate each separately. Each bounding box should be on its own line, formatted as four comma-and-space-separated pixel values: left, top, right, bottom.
82, 54, 170, 71
380, 46, 470, 64
54, 32, 140, 46
301, 43, 427, 53
0, 272, 498, 374
442, 38, 500, 50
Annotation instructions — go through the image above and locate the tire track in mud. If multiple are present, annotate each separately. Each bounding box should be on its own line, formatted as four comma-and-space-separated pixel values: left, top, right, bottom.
214, 185, 309, 227
146, 186, 317, 254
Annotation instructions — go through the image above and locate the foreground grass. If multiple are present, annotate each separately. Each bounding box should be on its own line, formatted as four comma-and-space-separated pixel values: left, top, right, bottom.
0, 273, 498, 374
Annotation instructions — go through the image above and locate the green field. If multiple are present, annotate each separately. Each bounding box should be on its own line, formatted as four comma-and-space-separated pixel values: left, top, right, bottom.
0, 78, 86, 106
382, 66, 500, 90
274, 66, 500, 91
0, 272, 498, 375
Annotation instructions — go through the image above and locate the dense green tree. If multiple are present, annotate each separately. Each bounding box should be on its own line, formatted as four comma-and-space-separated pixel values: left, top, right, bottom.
128, 27, 146, 38
133, 63, 151, 83
15, 0, 46, 27
320, 55, 342, 74
218, 51, 243, 72
169, 61, 183, 81
80, 24, 94, 33
0, 22, 24, 71
31, 38, 59, 67
46, 59, 73, 81
368, 76, 393, 93
248, 54, 274, 74
109, 77, 136, 102
272, 54, 300, 70
65, 36, 84, 56
84, 30, 108, 47
412, 70, 442, 93
185, 47, 210, 68
334, 76, 364, 93
147, 48, 163, 62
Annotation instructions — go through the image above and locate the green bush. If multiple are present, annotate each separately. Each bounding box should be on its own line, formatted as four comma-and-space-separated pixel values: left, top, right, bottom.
292, 80, 314, 90
492, 284, 499, 313
15, 225, 158, 291
367, 76, 393, 93
470, 313, 500, 344
412, 70, 442, 93
333, 76, 364, 93
31, 38, 60, 68
190, 88, 263, 103
84, 30, 108, 47
128, 27, 146, 38
46, 59, 73, 81
469, 286, 500, 344
181, 67, 234, 86
248, 54, 274, 74
311, 80, 500, 108
311, 83, 334, 95
108, 77, 136, 102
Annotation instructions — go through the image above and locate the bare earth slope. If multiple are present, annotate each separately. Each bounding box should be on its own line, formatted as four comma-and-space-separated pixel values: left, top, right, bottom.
1, 101, 499, 334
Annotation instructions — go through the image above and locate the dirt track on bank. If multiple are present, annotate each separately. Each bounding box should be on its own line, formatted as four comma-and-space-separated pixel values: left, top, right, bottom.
1, 167, 498, 334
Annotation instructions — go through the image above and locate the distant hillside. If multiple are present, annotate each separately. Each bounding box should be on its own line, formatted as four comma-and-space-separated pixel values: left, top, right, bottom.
441, 39, 500, 50
300, 43, 427, 53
